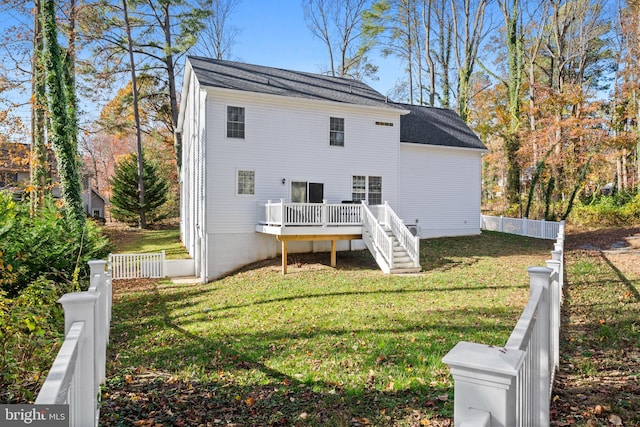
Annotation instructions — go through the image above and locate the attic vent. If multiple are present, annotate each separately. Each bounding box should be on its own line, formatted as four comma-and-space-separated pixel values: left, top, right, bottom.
375, 121, 394, 127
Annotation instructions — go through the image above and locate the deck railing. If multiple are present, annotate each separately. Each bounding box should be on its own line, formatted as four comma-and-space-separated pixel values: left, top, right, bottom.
361, 202, 395, 269
109, 251, 165, 279
258, 199, 363, 227
35, 260, 112, 427
442, 223, 565, 426
381, 201, 420, 268
481, 215, 563, 240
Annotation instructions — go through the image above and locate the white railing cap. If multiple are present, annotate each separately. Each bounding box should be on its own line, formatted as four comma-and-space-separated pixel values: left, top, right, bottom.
58, 291, 98, 307
442, 341, 525, 382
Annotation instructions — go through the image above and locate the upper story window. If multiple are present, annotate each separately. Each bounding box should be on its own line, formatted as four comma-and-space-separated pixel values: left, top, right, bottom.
227, 106, 245, 139
330, 117, 344, 146
237, 170, 254, 195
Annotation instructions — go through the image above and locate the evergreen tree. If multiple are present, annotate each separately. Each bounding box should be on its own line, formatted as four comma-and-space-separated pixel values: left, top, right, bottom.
110, 153, 169, 225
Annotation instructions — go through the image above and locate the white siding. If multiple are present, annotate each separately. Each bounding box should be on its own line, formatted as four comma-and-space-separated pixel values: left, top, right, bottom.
180, 61, 484, 281
398, 143, 483, 238
204, 89, 403, 234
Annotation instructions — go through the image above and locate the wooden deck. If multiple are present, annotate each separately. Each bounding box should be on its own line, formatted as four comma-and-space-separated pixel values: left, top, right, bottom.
256, 200, 421, 274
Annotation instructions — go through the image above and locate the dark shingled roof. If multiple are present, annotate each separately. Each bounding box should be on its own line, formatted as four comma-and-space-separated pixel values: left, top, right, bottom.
187, 57, 485, 151
396, 103, 487, 151
188, 56, 402, 110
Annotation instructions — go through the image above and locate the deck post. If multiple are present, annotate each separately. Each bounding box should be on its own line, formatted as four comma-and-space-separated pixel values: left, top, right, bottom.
331, 240, 336, 267
281, 238, 287, 274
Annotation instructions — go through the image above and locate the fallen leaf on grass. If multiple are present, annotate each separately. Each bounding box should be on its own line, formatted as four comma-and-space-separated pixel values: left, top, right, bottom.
608, 414, 622, 426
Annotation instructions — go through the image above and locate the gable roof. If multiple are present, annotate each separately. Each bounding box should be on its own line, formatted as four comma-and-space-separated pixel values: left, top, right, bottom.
397, 103, 487, 151
187, 56, 402, 110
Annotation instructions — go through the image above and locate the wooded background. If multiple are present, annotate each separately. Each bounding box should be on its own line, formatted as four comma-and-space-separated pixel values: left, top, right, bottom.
1, 0, 638, 223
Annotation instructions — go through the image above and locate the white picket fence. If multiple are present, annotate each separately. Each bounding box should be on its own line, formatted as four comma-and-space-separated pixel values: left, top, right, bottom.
442, 223, 565, 426
109, 251, 165, 279
35, 260, 112, 427
481, 214, 564, 240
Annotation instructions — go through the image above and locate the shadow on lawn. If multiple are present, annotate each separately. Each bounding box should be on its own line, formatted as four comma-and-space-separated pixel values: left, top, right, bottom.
549, 250, 640, 426
101, 278, 521, 426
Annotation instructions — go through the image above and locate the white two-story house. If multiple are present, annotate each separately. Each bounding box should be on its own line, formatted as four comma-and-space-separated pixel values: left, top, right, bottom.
177, 56, 487, 283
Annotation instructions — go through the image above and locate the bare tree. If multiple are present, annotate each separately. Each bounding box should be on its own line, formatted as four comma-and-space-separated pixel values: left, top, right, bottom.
422, 0, 436, 106
304, 0, 377, 79
450, 0, 489, 122
193, 0, 241, 59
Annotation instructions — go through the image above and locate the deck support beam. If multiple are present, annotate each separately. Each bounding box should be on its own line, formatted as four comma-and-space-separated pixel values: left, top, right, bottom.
276, 234, 361, 275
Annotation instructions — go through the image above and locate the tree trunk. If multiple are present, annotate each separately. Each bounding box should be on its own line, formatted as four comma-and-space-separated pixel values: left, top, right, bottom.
31, 0, 48, 212
122, 0, 146, 229
42, 0, 85, 227
423, 0, 436, 106
500, 0, 523, 206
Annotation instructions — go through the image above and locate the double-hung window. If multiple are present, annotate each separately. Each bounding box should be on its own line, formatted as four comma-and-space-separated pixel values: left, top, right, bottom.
237, 170, 255, 195
227, 106, 245, 139
352, 176, 382, 205
330, 117, 344, 146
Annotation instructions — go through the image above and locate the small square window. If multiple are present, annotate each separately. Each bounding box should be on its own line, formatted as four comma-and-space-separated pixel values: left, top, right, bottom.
227, 106, 245, 139
237, 170, 254, 195
330, 117, 344, 146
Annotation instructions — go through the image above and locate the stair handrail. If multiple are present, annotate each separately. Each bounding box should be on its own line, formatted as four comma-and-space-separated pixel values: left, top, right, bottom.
361, 202, 394, 270
383, 202, 420, 268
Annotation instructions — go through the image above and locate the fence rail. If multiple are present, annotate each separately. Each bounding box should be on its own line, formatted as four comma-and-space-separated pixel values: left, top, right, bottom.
109, 251, 165, 279
35, 260, 112, 427
443, 221, 565, 426
481, 215, 563, 240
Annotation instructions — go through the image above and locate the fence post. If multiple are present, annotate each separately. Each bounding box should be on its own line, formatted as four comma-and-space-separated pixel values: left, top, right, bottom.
58, 292, 98, 427
546, 257, 562, 373
105, 262, 113, 333
541, 219, 546, 239
161, 250, 166, 277
553, 244, 564, 292
442, 342, 525, 427
88, 260, 108, 385
528, 266, 553, 426
523, 217, 528, 237
499, 215, 504, 233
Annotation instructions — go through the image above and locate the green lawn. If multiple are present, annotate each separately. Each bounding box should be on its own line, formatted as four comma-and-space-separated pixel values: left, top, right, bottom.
105, 226, 189, 259
101, 231, 553, 426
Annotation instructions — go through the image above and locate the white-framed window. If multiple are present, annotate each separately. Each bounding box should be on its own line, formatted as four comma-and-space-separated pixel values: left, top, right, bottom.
227, 106, 245, 139
352, 175, 366, 202
330, 117, 344, 146
352, 175, 382, 205
237, 170, 255, 195
368, 176, 382, 205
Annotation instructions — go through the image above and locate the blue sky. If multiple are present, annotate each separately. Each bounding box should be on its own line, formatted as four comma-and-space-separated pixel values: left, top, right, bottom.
222, 0, 401, 97
0, 0, 403, 139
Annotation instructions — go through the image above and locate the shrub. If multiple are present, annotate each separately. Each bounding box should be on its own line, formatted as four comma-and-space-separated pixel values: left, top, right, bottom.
569, 191, 640, 227
0, 278, 71, 402
0, 192, 111, 296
